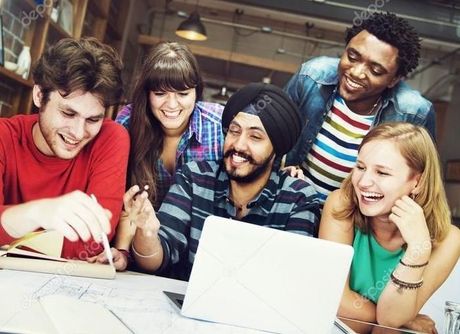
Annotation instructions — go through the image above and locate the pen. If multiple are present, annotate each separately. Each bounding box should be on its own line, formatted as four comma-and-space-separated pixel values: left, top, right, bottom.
109, 309, 135, 333
90, 194, 114, 268
132, 185, 154, 237
134, 184, 150, 199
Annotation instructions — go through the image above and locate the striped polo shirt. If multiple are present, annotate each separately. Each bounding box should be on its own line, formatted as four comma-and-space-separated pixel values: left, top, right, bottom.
155, 160, 320, 281
301, 96, 374, 205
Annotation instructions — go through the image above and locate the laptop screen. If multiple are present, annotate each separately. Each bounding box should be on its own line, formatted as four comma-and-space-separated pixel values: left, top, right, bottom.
179, 216, 354, 334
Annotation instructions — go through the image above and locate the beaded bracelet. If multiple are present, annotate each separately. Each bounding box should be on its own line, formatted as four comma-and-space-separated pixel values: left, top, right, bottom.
390, 272, 423, 291
399, 258, 429, 268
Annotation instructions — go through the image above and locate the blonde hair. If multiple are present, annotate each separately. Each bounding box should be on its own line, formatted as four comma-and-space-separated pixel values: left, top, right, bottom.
334, 122, 451, 243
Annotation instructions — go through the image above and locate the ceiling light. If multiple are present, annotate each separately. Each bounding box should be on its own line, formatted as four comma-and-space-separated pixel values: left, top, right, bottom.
262, 77, 271, 84
175, 11, 207, 41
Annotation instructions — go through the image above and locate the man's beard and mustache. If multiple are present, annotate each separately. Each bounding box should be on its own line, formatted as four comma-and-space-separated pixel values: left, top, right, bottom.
223, 149, 275, 183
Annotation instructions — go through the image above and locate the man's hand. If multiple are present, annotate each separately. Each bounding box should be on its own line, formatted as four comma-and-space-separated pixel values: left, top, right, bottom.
87, 248, 128, 271
2, 190, 111, 242
282, 166, 305, 180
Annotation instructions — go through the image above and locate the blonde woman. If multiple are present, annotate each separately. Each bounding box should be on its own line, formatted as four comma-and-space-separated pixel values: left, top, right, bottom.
320, 122, 460, 333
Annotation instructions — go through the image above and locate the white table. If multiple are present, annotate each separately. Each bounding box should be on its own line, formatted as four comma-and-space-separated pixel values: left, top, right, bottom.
1, 269, 323, 334
1, 264, 457, 334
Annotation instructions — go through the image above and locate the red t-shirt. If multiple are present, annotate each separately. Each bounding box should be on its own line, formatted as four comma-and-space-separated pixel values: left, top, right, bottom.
0, 114, 129, 259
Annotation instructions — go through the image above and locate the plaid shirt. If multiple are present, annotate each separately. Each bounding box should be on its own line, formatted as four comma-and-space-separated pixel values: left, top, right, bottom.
155, 160, 320, 281
115, 102, 224, 208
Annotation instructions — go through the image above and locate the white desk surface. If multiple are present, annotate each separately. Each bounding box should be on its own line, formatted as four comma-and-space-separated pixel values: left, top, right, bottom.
0, 262, 458, 334
0, 269, 273, 334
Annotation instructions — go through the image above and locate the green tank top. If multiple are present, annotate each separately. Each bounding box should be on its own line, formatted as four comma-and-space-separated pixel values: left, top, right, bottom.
349, 228, 404, 303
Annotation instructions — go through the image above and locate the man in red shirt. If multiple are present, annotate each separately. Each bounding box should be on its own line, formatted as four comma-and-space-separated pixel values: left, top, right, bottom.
0, 38, 129, 261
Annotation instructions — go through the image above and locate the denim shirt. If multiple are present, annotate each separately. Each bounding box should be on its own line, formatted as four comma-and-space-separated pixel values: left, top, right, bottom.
284, 57, 436, 166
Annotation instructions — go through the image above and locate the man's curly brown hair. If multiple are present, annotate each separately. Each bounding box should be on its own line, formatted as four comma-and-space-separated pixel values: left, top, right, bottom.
345, 12, 421, 77
32, 37, 123, 108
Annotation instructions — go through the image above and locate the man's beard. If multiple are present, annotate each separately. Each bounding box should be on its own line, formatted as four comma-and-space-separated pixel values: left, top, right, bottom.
224, 149, 275, 184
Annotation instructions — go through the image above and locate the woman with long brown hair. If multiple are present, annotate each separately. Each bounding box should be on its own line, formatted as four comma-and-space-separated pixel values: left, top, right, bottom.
116, 42, 224, 209
103, 42, 224, 269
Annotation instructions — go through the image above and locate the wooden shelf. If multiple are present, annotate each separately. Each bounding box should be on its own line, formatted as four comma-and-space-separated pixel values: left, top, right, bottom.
0, 67, 34, 88
0, 0, 131, 116
106, 19, 122, 40
88, 0, 110, 19
49, 20, 73, 39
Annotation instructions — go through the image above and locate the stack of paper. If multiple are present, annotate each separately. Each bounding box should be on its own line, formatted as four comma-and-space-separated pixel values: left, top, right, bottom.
0, 231, 115, 279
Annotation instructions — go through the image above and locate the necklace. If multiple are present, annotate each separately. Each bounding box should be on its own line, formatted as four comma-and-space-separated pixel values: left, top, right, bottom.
367, 97, 382, 115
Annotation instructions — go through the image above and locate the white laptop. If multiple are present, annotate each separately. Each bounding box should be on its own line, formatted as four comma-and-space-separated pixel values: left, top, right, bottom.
164, 215, 354, 334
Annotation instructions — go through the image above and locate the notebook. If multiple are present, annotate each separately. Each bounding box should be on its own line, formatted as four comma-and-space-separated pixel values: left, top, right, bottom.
164, 215, 354, 334
39, 295, 133, 334
0, 230, 115, 279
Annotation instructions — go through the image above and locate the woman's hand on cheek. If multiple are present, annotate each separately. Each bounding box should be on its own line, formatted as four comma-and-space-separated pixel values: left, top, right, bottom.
389, 195, 431, 249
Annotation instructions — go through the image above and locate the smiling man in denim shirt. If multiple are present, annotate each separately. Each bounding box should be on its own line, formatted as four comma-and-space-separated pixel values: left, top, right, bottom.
284, 12, 435, 205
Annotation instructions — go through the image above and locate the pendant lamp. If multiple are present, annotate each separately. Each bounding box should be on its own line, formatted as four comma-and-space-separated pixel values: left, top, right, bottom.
175, 11, 207, 41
